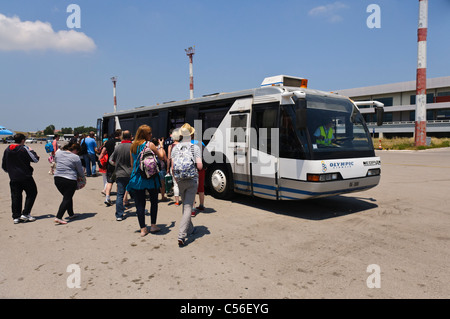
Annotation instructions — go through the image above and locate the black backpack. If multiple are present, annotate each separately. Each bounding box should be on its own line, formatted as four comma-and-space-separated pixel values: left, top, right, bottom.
79, 138, 88, 156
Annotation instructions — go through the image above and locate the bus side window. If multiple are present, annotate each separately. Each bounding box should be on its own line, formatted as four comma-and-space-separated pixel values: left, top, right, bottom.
169, 108, 186, 129
230, 114, 248, 143
200, 107, 228, 143
251, 103, 278, 154
279, 106, 308, 159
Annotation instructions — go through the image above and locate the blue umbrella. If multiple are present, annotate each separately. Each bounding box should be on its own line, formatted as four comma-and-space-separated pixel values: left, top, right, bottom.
0, 126, 14, 137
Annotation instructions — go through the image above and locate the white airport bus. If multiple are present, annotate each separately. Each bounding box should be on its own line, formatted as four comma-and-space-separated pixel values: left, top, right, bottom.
100, 75, 384, 200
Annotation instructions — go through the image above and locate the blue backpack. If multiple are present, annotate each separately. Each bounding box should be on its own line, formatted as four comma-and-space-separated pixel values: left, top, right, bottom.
45, 141, 54, 153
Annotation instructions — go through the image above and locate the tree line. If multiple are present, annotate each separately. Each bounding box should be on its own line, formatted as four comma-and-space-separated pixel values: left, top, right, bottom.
41, 125, 96, 136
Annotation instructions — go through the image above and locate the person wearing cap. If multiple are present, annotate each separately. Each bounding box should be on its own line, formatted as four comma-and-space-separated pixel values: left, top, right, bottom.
181, 123, 206, 216
171, 126, 202, 247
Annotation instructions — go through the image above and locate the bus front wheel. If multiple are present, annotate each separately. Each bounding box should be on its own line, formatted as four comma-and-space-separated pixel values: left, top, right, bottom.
206, 164, 234, 199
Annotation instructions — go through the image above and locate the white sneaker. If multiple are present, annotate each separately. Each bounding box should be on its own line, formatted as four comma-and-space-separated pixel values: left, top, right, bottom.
13, 219, 20, 224
25, 215, 36, 222
19, 215, 29, 222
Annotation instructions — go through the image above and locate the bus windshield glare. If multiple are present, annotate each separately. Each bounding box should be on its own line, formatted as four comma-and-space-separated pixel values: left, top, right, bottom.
280, 94, 375, 160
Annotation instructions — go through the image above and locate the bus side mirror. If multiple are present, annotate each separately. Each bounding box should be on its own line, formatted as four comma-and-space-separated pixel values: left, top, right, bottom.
296, 100, 307, 129
375, 106, 384, 126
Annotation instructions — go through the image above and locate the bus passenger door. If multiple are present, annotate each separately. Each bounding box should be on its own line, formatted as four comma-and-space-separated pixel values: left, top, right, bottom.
229, 113, 250, 194
227, 98, 252, 195
250, 103, 279, 199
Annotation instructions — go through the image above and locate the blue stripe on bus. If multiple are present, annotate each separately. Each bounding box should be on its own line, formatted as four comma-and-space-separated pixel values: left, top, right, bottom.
234, 180, 275, 191
280, 195, 302, 200
234, 180, 280, 198
234, 180, 277, 198
253, 190, 277, 197
233, 179, 375, 197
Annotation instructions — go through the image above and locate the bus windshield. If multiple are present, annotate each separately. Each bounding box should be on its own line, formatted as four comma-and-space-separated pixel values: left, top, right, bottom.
280, 94, 375, 160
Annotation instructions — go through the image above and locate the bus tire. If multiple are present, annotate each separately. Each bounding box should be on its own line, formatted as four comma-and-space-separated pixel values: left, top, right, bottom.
206, 164, 234, 199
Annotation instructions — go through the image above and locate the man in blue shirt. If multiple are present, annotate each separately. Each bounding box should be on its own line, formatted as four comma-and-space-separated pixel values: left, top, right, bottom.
81, 131, 98, 176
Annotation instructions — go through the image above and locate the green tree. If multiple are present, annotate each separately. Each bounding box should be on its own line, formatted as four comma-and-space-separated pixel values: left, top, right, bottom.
43, 125, 55, 136
74, 126, 86, 134
61, 127, 73, 134
74, 126, 96, 135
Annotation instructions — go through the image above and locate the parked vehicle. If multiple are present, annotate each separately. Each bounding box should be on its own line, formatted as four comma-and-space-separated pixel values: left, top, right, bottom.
25, 138, 37, 143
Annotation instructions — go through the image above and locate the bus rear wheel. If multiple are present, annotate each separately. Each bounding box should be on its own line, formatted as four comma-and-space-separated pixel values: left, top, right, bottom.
206, 164, 234, 199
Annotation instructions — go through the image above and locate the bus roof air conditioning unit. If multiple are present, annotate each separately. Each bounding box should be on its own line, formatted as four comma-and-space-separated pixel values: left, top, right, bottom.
261, 75, 308, 88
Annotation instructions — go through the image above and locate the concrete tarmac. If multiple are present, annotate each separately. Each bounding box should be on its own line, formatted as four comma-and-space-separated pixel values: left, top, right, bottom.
0, 143, 449, 299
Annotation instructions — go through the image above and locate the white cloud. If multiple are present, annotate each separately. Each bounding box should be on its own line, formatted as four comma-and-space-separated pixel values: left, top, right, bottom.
0, 13, 96, 53
308, 2, 349, 23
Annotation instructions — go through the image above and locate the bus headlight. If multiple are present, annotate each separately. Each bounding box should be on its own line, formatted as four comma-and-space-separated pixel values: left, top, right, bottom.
366, 168, 381, 176
307, 173, 342, 182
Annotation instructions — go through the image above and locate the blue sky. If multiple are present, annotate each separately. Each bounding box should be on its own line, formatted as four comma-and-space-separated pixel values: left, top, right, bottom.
1, 0, 449, 132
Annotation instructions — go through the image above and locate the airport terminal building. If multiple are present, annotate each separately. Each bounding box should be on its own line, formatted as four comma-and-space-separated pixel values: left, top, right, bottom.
335, 76, 450, 138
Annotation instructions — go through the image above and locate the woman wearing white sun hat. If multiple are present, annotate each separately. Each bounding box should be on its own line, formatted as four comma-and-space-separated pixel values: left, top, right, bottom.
171, 126, 202, 247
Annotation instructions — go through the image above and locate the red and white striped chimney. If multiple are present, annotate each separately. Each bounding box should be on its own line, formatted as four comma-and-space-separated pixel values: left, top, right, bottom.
185, 47, 195, 99
415, 0, 428, 146
111, 76, 118, 113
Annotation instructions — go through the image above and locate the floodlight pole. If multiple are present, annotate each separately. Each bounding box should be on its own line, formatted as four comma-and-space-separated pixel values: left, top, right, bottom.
415, 0, 428, 146
111, 76, 118, 113
185, 47, 195, 99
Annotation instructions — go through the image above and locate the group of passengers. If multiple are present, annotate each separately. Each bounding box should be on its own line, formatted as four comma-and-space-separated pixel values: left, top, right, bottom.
2, 124, 207, 247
